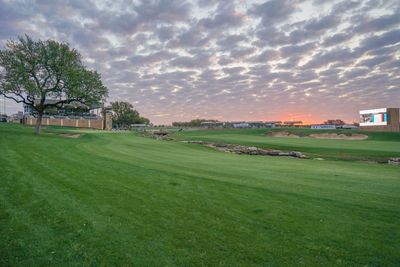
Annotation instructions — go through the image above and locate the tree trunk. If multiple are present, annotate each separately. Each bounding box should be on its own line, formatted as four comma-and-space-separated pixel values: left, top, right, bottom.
35, 111, 43, 135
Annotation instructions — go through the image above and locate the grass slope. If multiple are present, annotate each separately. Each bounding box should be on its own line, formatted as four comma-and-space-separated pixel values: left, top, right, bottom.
173, 128, 400, 162
1, 124, 400, 266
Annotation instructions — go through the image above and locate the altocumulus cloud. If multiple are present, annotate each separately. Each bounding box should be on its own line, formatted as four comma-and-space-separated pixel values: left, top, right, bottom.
0, 0, 399, 124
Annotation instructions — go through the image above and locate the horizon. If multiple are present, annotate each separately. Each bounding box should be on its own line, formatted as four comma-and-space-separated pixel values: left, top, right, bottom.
1, 0, 399, 124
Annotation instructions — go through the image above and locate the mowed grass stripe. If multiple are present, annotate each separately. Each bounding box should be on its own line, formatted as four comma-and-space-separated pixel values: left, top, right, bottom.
173, 128, 400, 161
78, 133, 400, 208
0, 124, 399, 266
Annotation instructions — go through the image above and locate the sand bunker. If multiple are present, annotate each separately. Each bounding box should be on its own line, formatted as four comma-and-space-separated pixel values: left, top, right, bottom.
266, 131, 368, 140
308, 133, 368, 140
266, 131, 300, 138
61, 133, 81, 138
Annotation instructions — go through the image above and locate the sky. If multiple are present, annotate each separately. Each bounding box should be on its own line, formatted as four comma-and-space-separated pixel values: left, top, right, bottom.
0, 0, 399, 124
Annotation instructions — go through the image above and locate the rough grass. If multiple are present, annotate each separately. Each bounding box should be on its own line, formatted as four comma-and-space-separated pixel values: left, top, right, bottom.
1, 124, 400, 266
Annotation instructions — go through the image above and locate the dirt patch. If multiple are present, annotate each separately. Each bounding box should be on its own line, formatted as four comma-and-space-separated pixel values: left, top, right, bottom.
308, 133, 368, 140
61, 133, 81, 138
266, 131, 300, 138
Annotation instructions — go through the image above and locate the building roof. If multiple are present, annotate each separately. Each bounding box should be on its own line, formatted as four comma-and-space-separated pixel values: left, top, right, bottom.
28, 99, 101, 109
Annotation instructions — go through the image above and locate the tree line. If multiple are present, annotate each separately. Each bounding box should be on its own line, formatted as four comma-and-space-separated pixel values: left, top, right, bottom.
172, 119, 219, 127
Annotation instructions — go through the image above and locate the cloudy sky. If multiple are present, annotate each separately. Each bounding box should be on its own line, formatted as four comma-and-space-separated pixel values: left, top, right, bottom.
1, 0, 399, 124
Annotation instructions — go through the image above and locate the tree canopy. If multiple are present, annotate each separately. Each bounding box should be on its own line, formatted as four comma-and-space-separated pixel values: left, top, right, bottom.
0, 35, 108, 134
111, 101, 149, 129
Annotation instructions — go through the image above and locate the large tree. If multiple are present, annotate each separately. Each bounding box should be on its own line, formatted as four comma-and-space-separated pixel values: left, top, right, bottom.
111, 101, 149, 129
0, 35, 108, 134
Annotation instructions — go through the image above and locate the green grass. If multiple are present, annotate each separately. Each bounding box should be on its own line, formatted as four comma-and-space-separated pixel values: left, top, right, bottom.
173, 128, 400, 162
1, 124, 400, 266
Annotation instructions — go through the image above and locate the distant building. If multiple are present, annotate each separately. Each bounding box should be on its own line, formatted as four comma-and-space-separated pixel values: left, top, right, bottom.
23, 100, 101, 117
247, 121, 265, 128
311, 124, 337, 129
23, 100, 111, 130
200, 121, 225, 128
130, 124, 148, 127
359, 108, 399, 132
7, 112, 24, 123
231, 122, 250, 128
339, 124, 358, 129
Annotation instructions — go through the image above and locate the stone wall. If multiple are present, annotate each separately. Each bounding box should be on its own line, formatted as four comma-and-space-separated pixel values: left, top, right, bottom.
24, 117, 104, 130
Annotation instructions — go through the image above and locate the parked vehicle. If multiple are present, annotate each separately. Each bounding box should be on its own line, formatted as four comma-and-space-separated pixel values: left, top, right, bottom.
0, 116, 7, 122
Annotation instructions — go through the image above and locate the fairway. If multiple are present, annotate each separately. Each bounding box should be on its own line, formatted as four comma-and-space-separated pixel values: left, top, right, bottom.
173, 128, 400, 162
1, 124, 400, 266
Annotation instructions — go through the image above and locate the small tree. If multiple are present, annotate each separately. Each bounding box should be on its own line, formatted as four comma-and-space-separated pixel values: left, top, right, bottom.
111, 101, 149, 129
0, 35, 108, 134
